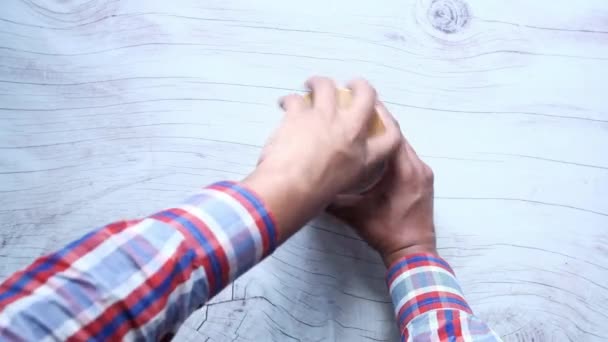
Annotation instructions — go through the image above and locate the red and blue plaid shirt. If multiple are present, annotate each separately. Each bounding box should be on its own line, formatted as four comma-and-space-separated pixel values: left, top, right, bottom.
0, 181, 499, 341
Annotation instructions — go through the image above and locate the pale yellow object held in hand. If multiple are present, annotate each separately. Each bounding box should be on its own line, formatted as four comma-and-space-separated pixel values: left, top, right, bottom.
303, 88, 385, 137
304, 88, 387, 194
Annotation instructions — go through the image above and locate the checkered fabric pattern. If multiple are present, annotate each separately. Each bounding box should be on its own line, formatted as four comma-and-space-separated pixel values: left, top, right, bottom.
0, 181, 277, 341
0, 181, 498, 341
387, 253, 502, 341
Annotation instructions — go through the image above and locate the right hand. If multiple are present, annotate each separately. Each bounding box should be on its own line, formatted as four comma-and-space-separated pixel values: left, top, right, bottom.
245, 76, 401, 242
253, 76, 401, 203
329, 134, 437, 267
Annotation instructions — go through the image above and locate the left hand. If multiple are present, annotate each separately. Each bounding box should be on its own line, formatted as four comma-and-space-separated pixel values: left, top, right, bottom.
329, 137, 437, 266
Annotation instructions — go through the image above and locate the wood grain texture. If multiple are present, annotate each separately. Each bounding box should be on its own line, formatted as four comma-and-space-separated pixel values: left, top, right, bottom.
1, 0, 607, 340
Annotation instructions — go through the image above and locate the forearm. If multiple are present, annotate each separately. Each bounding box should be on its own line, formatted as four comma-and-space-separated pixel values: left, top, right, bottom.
387, 253, 501, 341
0, 181, 281, 341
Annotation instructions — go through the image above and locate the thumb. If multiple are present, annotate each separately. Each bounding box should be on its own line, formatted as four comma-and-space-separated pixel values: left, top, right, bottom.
366, 102, 402, 165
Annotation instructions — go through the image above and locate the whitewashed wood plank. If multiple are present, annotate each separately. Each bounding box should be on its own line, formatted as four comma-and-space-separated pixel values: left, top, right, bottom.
1, 0, 607, 340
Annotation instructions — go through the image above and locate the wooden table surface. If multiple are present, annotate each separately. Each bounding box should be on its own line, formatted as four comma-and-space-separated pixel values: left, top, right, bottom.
1, 0, 607, 340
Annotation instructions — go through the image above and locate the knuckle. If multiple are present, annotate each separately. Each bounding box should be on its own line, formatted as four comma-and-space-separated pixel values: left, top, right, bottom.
344, 124, 361, 143
387, 133, 401, 152
307, 76, 331, 89
401, 158, 415, 174
284, 93, 297, 102
317, 77, 333, 87
421, 163, 434, 184
392, 116, 401, 130
355, 77, 372, 87
369, 84, 377, 98
351, 78, 373, 93
366, 86, 378, 101
281, 94, 304, 110
388, 132, 399, 145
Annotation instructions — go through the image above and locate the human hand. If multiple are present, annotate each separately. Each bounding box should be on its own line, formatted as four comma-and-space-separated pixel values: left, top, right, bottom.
329, 132, 437, 266
243, 76, 401, 241
262, 76, 400, 197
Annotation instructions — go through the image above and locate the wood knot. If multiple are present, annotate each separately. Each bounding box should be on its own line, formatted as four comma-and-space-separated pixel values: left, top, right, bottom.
427, 0, 470, 34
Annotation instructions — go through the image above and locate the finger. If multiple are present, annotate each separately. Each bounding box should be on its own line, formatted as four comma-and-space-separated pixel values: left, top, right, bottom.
305, 76, 338, 112
347, 78, 377, 122
366, 102, 402, 165
279, 93, 308, 112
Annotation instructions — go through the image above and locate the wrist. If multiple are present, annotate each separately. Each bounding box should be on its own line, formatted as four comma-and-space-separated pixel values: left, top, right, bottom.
242, 162, 334, 242
382, 244, 438, 268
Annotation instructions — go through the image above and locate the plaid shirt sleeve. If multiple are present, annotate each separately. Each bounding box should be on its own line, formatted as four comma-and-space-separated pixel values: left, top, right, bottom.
387, 253, 502, 341
0, 181, 278, 341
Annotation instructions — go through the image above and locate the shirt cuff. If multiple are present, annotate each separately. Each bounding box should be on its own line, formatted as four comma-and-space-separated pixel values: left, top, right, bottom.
386, 253, 472, 334
206, 181, 279, 256
152, 181, 278, 296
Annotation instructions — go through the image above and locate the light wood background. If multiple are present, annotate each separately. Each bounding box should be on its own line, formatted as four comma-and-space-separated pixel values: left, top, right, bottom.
1, 0, 607, 341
